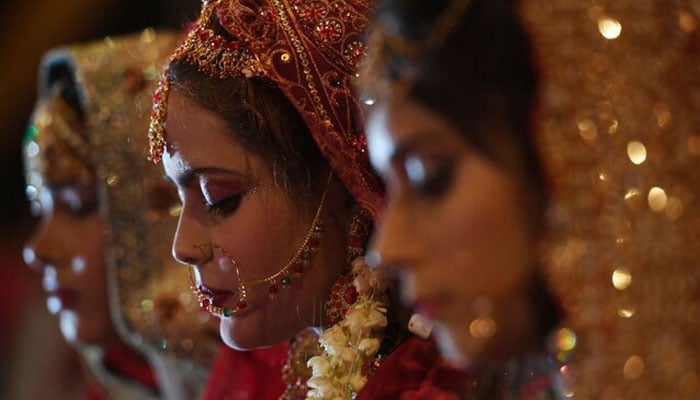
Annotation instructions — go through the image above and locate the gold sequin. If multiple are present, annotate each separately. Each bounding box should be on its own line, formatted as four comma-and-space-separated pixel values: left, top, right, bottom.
598, 17, 622, 40
521, 1, 700, 397
46, 32, 220, 385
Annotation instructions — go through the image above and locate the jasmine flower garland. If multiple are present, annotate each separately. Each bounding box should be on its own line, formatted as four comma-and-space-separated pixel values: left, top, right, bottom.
306, 257, 389, 399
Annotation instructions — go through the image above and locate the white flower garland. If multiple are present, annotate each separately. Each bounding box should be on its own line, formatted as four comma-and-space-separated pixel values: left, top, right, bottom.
306, 257, 389, 399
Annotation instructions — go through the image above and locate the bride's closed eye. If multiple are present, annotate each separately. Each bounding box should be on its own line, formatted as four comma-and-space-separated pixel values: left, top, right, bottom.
199, 177, 249, 217
204, 194, 244, 217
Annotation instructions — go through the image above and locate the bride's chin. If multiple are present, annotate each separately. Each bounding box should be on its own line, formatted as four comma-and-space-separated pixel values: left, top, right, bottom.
220, 317, 251, 350
219, 315, 273, 350
220, 313, 301, 350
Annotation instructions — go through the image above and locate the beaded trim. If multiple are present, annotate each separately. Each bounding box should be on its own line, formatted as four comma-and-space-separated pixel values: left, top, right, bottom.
29, 95, 92, 167
281, 208, 374, 400
25, 94, 94, 206
148, 0, 267, 163
147, 78, 169, 163
270, 0, 331, 127
324, 209, 372, 327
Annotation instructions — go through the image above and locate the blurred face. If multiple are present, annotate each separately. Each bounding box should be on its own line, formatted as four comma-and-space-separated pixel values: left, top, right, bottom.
23, 99, 118, 348
367, 99, 540, 364
162, 90, 348, 350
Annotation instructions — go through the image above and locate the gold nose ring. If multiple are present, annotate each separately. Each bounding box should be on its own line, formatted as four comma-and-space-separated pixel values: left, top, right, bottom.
194, 242, 213, 260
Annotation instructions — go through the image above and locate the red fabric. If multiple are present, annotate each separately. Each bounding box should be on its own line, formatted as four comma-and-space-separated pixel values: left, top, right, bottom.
84, 383, 106, 400
356, 336, 470, 400
357, 336, 557, 400
0, 240, 37, 345
201, 343, 289, 400
103, 342, 159, 392
214, 0, 386, 221
154, 1, 385, 217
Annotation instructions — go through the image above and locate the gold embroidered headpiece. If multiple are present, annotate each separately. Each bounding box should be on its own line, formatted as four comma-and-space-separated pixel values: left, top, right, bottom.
519, 1, 700, 398
149, 0, 384, 220
30, 31, 219, 391
24, 93, 93, 216
361, 0, 700, 397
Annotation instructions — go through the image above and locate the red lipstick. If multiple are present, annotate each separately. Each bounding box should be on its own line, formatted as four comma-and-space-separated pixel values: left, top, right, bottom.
197, 284, 235, 308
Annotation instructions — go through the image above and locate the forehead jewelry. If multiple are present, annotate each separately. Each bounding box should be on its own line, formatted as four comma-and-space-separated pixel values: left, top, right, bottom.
191, 172, 332, 317
147, 0, 265, 163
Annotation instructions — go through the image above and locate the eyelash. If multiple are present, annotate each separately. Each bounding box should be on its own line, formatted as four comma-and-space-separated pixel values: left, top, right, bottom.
204, 193, 244, 217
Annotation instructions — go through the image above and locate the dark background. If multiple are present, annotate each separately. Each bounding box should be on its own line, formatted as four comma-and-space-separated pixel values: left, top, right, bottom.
0, 0, 199, 235
0, 1, 198, 397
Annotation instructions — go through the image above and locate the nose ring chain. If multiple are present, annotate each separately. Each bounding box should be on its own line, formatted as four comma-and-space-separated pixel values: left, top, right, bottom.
190, 173, 332, 317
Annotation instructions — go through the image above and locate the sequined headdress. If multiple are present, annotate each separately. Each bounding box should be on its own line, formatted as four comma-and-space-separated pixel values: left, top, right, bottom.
148, 0, 384, 220
27, 31, 219, 394
521, 1, 700, 398
362, 0, 700, 397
